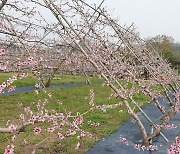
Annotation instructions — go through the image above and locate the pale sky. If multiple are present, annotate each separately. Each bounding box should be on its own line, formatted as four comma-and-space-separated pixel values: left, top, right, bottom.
3, 0, 180, 42
86, 0, 180, 42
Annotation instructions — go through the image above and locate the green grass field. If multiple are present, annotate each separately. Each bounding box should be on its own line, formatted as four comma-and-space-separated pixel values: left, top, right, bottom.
0, 73, 151, 154
0, 73, 103, 87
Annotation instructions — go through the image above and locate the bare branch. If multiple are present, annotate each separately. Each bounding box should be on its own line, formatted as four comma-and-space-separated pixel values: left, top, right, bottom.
0, 0, 7, 10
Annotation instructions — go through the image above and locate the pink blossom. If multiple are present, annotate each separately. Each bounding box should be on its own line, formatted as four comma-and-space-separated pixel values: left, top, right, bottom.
77, 135, 82, 140
53, 121, 58, 127
74, 117, 83, 126
24, 107, 30, 114
168, 137, 180, 154
12, 76, 17, 81
88, 120, 100, 127
4, 144, 15, 154
89, 89, 94, 107
19, 114, 25, 122
19, 73, 28, 79
66, 112, 71, 117
11, 135, 16, 142
28, 116, 36, 124
85, 132, 92, 138
134, 144, 141, 151
6, 76, 16, 87
34, 126, 41, 135
134, 144, 158, 151
24, 139, 27, 145
38, 116, 45, 122
48, 93, 52, 98
155, 124, 177, 130
8, 124, 16, 133
0, 49, 6, 55
28, 57, 34, 61
6, 120, 10, 126
6, 79, 13, 87
47, 127, 55, 132
66, 129, 76, 136
91, 122, 100, 127
96, 102, 122, 112
75, 142, 80, 150
8, 86, 16, 93
47, 115, 55, 122
57, 132, 64, 139
34, 83, 40, 89
1, 82, 6, 88
35, 90, 39, 95
119, 137, 129, 145
0, 85, 4, 94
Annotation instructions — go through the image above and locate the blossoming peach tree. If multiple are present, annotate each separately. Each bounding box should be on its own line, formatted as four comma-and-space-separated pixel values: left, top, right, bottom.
0, 0, 179, 153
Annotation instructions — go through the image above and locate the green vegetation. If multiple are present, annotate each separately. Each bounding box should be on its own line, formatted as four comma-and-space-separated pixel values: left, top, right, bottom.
146, 35, 174, 61
0, 73, 103, 87
146, 35, 180, 72
0, 82, 151, 153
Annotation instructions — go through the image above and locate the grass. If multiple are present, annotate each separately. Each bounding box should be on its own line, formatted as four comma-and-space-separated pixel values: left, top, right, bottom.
0, 80, 151, 154
0, 73, 103, 87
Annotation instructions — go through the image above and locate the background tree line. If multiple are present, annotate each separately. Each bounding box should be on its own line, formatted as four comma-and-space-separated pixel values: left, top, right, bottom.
146, 35, 180, 72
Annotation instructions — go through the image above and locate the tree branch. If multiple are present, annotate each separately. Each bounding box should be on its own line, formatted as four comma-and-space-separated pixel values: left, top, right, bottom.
0, 122, 31, 133
0, 0, 7, 10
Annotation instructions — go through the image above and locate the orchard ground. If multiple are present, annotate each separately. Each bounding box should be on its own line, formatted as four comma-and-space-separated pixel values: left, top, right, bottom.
0, 73, 157, 154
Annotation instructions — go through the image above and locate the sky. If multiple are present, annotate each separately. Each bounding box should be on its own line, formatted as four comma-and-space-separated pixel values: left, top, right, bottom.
3, 0, 179, 42
86, 0, 180, 42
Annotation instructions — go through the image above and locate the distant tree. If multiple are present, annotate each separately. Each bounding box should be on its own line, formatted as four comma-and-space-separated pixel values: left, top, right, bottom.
146, 35, 174, 61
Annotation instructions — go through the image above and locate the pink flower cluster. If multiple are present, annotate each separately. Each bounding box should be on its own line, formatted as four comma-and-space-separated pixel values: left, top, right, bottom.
28, 115, 37, 124
96, 102, 122, 112
34, 126, 41, 135
119, 137, 129, 145
27, 57, 37, 66
74, 117, 83, 126
73, 128, 93, 140
90, 122, 100, 127
0, 49, 6, 55
7, 76, 17, 87
155, 124, 177, 130
4, 144, 15, 154
4, 97, 96, 152
47, 127, 55, 132
24, 107, 31, 114
48, 93, 52, 98
0, 63, 8, 72
134, 144, 158, 151
0, 76, 17, 94
75, 142, 81, 150
8, 86, 16, 93
16, 56, 38, 69
65, 129, 76, 136
89, 89, 94, 107
0, 82, 6, 94
167, 137, 180, 154
88, 120, 100, 127
19, 73, 28, 79
19, 114, 25, 122
11, 135, 16, 142
57, 132, 64, 139
8, 124, 16, 133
